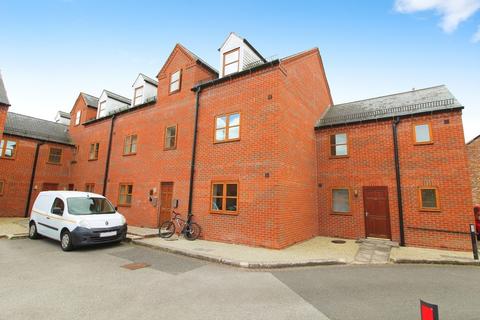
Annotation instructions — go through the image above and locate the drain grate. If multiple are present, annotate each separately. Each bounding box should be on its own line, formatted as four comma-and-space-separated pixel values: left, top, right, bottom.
121, 262, 151, 270
331, 240, 346, 244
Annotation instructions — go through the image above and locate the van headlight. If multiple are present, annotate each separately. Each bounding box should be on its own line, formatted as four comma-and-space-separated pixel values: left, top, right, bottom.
120, 215, 126, 225
79, 220, 89, 228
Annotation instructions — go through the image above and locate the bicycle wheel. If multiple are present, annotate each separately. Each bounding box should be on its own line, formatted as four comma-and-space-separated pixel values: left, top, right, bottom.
184, 222, 201, 241
159, 221, 175, 238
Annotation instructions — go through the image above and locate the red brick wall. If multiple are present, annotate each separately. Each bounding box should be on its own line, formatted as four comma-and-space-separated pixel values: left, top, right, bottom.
467, 137, 480, 205
316, 110, 473, 251
0, 105, 8, 140
0, 135, 74, 217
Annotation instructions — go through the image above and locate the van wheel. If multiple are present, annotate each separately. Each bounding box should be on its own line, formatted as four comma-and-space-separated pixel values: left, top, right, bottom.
28, 222, 39, 239
60, 230, 73, 252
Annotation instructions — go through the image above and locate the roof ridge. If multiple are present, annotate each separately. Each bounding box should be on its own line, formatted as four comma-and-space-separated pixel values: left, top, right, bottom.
177, 44, 219, 74
7, 111, 68, 126
331, 85, 447, 107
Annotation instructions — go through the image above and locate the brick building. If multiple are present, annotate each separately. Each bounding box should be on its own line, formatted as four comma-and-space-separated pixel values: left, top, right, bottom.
467, 135, 480, 205
0, 33, 474, 250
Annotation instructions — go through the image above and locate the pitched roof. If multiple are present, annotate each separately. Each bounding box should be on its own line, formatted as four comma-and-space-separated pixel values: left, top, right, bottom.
177, 44, 219, 75
81, 92, 99, 108
316, 85, 462, 128
139, 73, 158, 87
467, 134, 480, 145
0, 71, 11, 106
103, 90, 131, 105
57, 111, 71, 119
4, 112, 72, 145
218, 32, 267, 63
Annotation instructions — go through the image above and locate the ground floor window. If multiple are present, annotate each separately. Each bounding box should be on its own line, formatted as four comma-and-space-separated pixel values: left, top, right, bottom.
211, 182, 238, 214
419, 187, 439, 211
332, 188, 350, 213
85, 183, 95, 193
118, 184, 133, 206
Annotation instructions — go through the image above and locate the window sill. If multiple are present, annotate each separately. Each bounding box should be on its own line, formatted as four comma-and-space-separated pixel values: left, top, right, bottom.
330, 212, 352, 216
123, 153, 137, 157
168, 89, 181, 95
88, 158, 98, 161
214, 139, 241, 144
419, 208, 441, 212
414, 142, 434, 146
0, 157, 16, 160
329, 155, 349, 159
117, 204, 132, 208
210, 210, 239, 216
163, 147, 177, 151
46, 162, 62, 166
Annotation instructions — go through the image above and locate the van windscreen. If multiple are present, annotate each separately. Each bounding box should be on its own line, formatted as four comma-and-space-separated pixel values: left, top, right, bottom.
67, 197, 115, 215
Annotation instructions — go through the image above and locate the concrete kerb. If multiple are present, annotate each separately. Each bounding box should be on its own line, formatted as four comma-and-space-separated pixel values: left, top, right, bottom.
390, 258, 480, 266
131, 239, 347, 269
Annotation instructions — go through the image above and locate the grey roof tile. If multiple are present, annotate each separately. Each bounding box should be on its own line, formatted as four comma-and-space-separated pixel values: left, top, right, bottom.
57, 111, 71, 119
81, 92, 99, 108
139, 73, 158, 87
316, 85, 462, 128
4, 112, 72, 145
0, 71, 11, 106
104, 90, 131, 105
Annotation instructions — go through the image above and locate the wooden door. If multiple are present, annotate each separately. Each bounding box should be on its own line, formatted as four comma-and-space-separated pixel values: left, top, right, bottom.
363, 186, 391, 239
159, 182, 174, 225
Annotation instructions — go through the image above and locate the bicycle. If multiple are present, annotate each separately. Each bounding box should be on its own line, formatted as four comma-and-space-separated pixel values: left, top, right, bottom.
159, 210, 201, 241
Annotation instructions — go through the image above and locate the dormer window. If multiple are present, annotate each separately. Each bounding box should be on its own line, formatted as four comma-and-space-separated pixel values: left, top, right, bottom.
75, 110, 81, 126
223, 48, 240, 76
169, 70, 181, 94
134, 86, 143, 106
98, 101, 106, 117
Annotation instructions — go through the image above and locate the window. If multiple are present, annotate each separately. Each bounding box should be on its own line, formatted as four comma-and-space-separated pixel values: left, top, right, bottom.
419, 188, 439, 211
85, 183, 95, 193
0, 180, 4, 196
51, 198, 65, 215
332, 188, 350, 213
414, 124, 432, 144
215, 113, 240, 142
211, 182, 238, 214
169, 70, 181, 93
124, 134, 138, 155
330, 133, 348, 157
0, 139, 17, 159
98, 101, 106, 117
164, 125, 177, 150
48, 147, 62, 164
89, 143, 99, 160
223, 48, 240, 76
118, 184, 133, 206
134, 86, 143, 106
75, 110, 81, 125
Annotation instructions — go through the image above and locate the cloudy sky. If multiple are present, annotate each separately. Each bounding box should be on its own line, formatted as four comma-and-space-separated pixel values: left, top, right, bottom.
0, 0, 479, 141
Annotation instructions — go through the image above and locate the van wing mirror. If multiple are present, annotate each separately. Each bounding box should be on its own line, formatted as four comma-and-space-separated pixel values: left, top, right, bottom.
114, 206, 118, 212
52, 207, 63, 215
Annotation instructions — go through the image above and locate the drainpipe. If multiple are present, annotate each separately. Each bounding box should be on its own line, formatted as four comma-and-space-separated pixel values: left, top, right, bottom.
25, 142, 45, 217
392, 117, 405, 246
102, 115, 116, 196
187, 87, 201, 223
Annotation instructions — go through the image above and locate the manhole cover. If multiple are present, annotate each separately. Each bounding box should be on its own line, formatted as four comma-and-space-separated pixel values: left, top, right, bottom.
331, 240, 346, 244
121, 262, 151, 270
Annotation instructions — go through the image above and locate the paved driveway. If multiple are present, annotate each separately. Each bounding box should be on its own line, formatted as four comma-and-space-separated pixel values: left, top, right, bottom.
1, 238, 479, 320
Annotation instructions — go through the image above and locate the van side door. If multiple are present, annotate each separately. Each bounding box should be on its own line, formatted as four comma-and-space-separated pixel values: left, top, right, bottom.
44, 197, 65, 240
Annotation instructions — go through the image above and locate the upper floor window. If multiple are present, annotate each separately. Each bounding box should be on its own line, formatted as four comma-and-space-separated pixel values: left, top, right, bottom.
75, 110, 81, 126
48, 147, 62, 164
124, 134, 138, 155
134, 86, 143, 106
223, 48, 240, 76
211, 182, 238, 214
215, 113, 240, 143
0, 139, 17, 159
89, 143, 99, 160
414, 124, 432, 144
332, 188, 351, 213
118, 183, 133, 206
0, 180, 4, 196
330, 133, 348, 157
98, 101, 106, 117
164, 125, 177, 150
169, 70, 181, 93
419, 187, 439, 211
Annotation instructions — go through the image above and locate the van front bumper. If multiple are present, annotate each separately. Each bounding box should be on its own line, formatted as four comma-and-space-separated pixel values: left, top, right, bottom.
70, 224, 127, 246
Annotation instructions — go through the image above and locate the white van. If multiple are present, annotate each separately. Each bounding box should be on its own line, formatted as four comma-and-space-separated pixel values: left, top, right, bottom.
29, 191, 127, 251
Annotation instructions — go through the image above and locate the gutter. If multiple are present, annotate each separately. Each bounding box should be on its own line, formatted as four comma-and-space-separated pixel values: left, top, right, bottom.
25, 142, 44, 217
186, 88, 201, 223
102, 115, 116, 196
392, 117, 406, 246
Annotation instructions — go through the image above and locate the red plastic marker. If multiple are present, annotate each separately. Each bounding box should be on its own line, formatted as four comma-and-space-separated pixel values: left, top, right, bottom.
420, 300, 439, 320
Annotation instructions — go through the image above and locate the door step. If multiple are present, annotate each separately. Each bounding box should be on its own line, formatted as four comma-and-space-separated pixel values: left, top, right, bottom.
356, 238, 399, 248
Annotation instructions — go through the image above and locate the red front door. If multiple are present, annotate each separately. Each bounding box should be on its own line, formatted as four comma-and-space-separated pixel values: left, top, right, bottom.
363, 186, 391, 239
